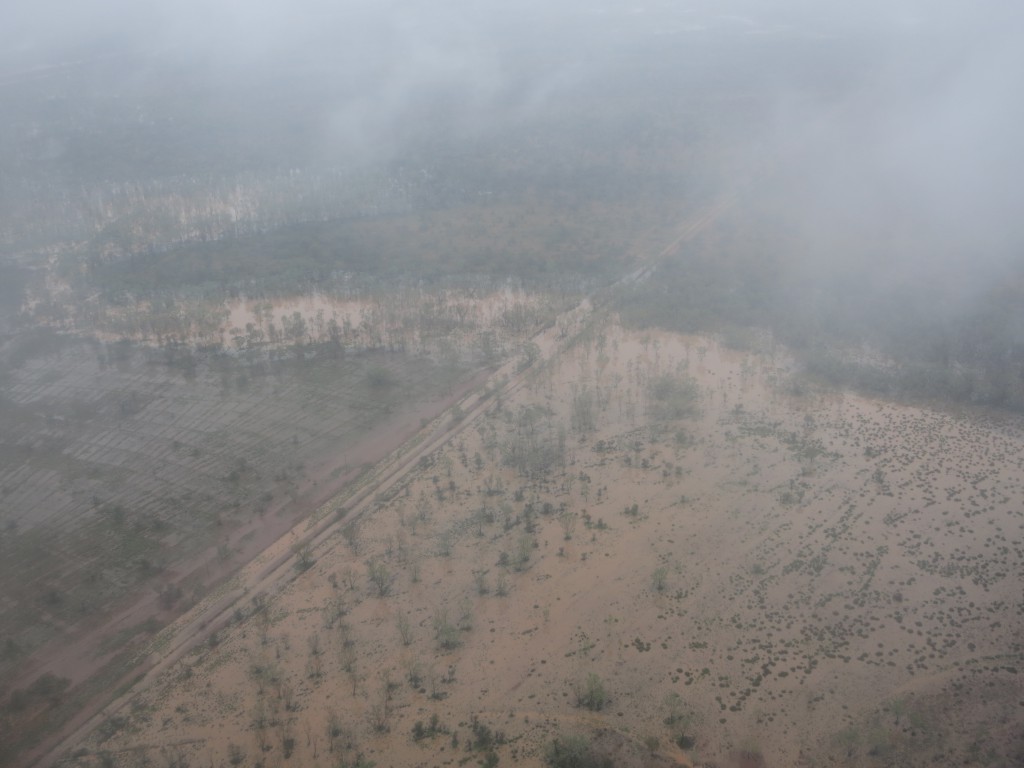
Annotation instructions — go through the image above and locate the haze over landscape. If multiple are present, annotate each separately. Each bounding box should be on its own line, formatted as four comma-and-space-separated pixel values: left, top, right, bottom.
0, 2, 1021, 767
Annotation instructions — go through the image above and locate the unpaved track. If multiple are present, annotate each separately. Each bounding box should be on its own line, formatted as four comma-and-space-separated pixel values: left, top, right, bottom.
36, 199, 730, 767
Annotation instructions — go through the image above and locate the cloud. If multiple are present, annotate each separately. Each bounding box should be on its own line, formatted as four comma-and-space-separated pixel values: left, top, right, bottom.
746, 2, 1024, 302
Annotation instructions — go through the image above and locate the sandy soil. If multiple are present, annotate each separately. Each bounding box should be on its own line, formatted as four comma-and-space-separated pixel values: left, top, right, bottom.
54, 315, 1024, 768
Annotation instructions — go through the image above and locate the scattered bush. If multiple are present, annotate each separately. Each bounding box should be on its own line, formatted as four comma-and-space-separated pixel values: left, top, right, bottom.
574, 673, 607, 711
647, 373, 700, 421
434, 609, 461, 650
545, 734, 613, 768
652, 566, 668, 592
468, 715, 506, 752
412, 714, 447, 741
366, 366, 399, 389
293, 543, 314, 572
366, 559, 392, 597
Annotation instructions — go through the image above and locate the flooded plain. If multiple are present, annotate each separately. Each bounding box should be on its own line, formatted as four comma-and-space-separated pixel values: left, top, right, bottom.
60, 317, 1024, 767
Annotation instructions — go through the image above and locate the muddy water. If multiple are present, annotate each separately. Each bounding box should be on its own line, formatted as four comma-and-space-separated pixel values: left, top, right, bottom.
61, 318, 1024, 768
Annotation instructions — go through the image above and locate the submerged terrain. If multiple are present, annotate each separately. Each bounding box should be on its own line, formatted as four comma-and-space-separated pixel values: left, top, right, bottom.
38, 297, 1023, 768
2, 2, 1023, 767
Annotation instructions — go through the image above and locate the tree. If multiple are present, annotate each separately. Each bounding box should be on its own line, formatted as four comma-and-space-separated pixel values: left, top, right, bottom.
545, 734, 613, 768
518, 341, 541, 371
559, 510, 577, 541
294, 543, 314, 572
396, 611, 413, 645
571, 385, 596, 434
283, 311, 307, 345
367, 560, 392, 597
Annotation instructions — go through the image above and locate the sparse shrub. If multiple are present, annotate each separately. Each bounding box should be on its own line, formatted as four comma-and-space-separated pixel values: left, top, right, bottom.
397, 612, 413, 645
574, 673, 607, 711
647, 373, 700, 422
338, 753, 375, 768
559, 510, 577, 540
158, 583, 183, 609
366, 559, 392, 597
281, 735, 296, 759
293, 543, 314, 572
571, 386, 597, 434
366, 365, 398, 389
545, 734, 613, 768
514, 534, 534, 571
495, 573, 509, 596
434, 609, 461, 650
342, 522, 361, 555
468, 715, 506, 752
2, 638, 22, 660
367, 703, 390, 733
652, 566, 668, 592
457, 597, 474, 631
164, 745, 190, 768
326, 710, 345, 753
411, 716, 450, 743
10, 672, 72, 711
675, 733, 696, 750
437, 529, 454, 557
